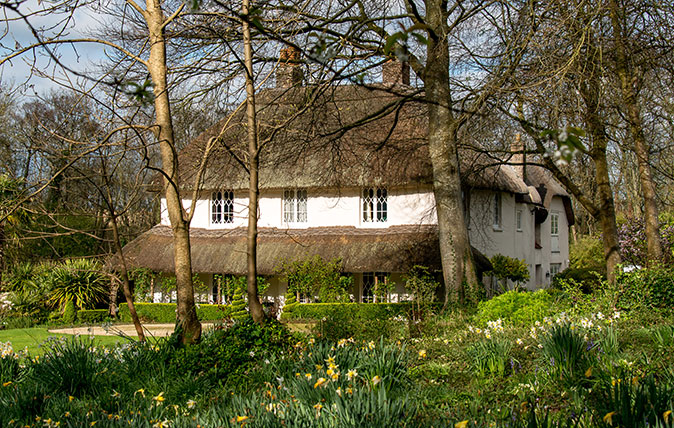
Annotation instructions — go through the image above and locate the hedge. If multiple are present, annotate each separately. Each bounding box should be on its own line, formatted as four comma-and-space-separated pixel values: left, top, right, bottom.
77, 309, 109, 324
118, 303, 231, 323
281, 302, 442, 321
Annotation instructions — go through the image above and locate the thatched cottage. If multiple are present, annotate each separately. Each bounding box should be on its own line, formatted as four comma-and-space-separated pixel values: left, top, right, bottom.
121, 52, 574, 303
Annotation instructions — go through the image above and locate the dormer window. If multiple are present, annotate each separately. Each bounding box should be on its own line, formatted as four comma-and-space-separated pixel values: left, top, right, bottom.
211, 190, 234, 224
283, 189, 307, 223
362, 187, 387, 223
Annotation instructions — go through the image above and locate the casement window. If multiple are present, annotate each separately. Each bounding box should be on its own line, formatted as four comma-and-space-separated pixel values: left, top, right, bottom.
516, 209, 523, 232
493, 192, 502, 230
550, 263, 562, 278
550, 212, 560, 253
283, 189, 307, 223
362, 188, 387, 223
211, 190, 234, 224
362, 272, 387, 303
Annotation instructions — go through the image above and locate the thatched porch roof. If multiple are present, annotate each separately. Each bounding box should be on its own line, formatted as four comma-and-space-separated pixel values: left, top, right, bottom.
116, 224, 491, 275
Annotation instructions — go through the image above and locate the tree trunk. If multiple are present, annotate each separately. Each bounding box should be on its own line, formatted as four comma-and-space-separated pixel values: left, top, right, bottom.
608, 0, 662, 263
425, 0, 477, 305
145, 0, 201, 343
109, 214, 146, 342
580, 72, 622, 282
242, 0, 265, 324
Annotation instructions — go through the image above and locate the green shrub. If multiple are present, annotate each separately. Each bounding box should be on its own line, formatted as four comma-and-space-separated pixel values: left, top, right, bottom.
281, 302, 431, 321
569, 235, 605, 270
275, 255, 352, 303
168, 318, 291, 383
118, 302, 230, 323
77, 309, 109, 323
487, 254, 530, 291
402, 266, 440, 324
62, 300, 76, 324
476, 290, 554, 325
229, 289, 248, 321
553, 267, 605, 293
615, 265, 674, 310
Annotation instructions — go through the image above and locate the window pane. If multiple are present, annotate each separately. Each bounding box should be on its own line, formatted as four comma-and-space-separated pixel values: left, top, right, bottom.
297, 189, 307, 222
224, 190, 234, 223
212, 191, 223, 224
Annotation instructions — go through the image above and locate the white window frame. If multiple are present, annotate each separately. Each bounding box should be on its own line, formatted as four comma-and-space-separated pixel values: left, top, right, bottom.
362, 187, 387, 223
283, 189, 308, 224
362, 272, 387, 302
211, 190, 234, 225
493, 192, 502, 230
516, 209, 523, 232
550, 212, 560, 253
550, 263, 562, 278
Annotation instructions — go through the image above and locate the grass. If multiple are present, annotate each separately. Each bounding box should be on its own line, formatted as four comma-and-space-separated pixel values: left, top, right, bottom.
0, 327, 130, 355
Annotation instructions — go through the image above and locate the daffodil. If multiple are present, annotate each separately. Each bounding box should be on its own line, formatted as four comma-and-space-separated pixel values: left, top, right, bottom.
584, 367, 592, 378
418, 349, 427, 358
603, 411, 616, 425
331, 372, 339, 381
347, 369, 358, 381
2, 381, 11, 387
135, 389, 145, 398
153, 392, 165, 403
187, 399, 197, 409
111, 390, 121, 399
305, 373, 312, 380
68, 396, 75, 402
313, 403, 323, 410
664, 410, 672, 424
372, 375, 382, 386
455, 420, 469, 428
236, 415, 248, 422
314, 377, 327, 388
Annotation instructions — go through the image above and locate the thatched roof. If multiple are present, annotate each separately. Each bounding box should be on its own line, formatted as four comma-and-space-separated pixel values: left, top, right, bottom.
118, 224, 492, 275
171, 84, 529, 195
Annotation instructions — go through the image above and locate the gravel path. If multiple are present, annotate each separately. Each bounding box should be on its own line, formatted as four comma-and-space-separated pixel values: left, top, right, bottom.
48, 323, 215, 338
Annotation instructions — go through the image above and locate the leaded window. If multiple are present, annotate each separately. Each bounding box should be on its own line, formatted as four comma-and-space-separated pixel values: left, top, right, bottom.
283, 189, 307, 223
493, 192, 502, 229
211, 190, 234, 224
550, 212, 560, 253
362, 188, 387, 223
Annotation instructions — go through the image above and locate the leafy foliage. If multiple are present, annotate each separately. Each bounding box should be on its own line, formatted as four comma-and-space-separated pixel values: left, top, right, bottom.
466, 337, 513, 377
276, 256, 352, 302
45, 259, 108, 311
476, 290, 554, 325
615, 265, 674, 310
487, 254, 530, 291
402, 266, 440, 323
117, 302, 230, 323
229, 289, 248, 321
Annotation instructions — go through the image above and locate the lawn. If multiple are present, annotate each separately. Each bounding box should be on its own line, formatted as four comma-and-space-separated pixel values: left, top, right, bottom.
0, 327, 130, 355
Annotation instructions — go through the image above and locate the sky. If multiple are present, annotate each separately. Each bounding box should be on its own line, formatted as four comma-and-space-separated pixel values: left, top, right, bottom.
0, 0, 107, 98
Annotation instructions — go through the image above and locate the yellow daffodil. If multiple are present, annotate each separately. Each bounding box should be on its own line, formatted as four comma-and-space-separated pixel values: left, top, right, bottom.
664, 410, 672, 423
314, 377, 327, 388
326, 356, 335, 365
90, 422, 97, 427
135, 389, 145, 398
326, 368, 334, 376
347, 369, 358, 381
346, 387, 353, 394
331, 372, 339, 381
112, 390, 121, 399
315, 364, 323, 371
418, 349, 427, 358
187, 399, 197, 409
336, 387, 342, 397
68, 396, 75, 402
2, 381, 12, 387
603, 411, 617, 425
153, 392, 165, 403
64, 412, 70, 418
585, 367, 592, 378
372, 375, 382, 386
313, 403, 323, 410
455, 420, 469, 428
305, 373, 312, 380
236, 415, 248, 422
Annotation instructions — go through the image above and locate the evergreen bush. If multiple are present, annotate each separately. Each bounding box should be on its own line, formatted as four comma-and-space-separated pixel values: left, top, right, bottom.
229, 289, 248, 321
118, 302, 230, 322
476, 290, 554, 325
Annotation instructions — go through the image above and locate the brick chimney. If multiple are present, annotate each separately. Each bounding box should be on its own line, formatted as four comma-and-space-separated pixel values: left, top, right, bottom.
382, 59, 410, 86
511, 133, 526, 180
276, 47, 304, 88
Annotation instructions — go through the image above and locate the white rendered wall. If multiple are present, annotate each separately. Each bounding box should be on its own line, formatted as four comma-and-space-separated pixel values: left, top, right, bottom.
160, 185, 437, 229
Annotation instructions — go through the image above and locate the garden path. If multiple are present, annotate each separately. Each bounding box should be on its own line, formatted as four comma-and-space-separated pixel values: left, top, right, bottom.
48, 323, 215, 337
